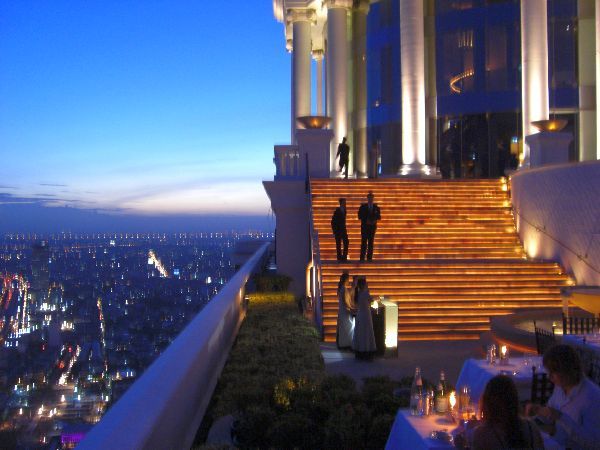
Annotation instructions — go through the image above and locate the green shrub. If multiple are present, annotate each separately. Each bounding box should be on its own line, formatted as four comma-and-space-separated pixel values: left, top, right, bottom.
324, 403, 371, 450
200, 292, 406, 449
233, 405, 276, 449
252, 274, 292, 292
367, 414, 396, 450
266, 413, 323, 450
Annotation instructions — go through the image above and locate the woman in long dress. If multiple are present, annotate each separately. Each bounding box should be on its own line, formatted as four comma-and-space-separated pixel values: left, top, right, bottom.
352, 277, 377, 359
336, 271, 355, 349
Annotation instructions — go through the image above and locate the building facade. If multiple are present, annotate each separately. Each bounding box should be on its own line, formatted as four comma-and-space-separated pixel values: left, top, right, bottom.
273, 0, 599, 178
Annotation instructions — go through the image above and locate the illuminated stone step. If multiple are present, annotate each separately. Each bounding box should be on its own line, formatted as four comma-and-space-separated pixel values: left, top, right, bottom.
323, 288, 563, 296
318, 237, 521, 243
323, 309, 515, 317
320, 296, 562, 306
322, 281, 567, 288
323, 296, 561, 305
315, 224, 515, 228
320, 267, 563, 274
319, 243, 522, 249
313, 201, 508, 206
323, 273, 570, 289
319, 260, 560, 268
318, 242, 523, 248
314, 212, 513, 217
318, 253, 526, 259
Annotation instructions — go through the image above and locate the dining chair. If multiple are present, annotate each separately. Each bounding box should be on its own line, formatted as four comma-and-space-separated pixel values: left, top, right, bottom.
562, 313, 600, 335
533, 321, 556, 356
588, 356, 600, 387
530, 365, 554, 405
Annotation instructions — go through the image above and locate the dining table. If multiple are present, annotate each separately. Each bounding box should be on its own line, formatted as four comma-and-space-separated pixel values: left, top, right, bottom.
385, 407, 561, 449
385, 409, 457, 450
455, 356, 544, 405
562, 333, 600, 355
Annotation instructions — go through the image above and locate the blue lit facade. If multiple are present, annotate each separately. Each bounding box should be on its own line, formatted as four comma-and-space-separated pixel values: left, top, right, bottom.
366, 0, 580, 177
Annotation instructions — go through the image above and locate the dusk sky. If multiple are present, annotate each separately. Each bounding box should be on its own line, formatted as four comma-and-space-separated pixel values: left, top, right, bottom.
0, 1, 291, 230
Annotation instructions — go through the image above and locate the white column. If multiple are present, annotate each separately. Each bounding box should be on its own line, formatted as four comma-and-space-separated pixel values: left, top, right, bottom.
313, 50, 324, 115
596, 0, 600, 159
400, 0, 426, 172
289, 41, 295, 143
521, 0, 549, 167
577, 0, 596, 161
353, 0, 370, 178
288, 9, 314, 143
326, 0, 352, 173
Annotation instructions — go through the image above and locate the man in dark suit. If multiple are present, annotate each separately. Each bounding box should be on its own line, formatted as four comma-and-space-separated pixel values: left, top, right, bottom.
358, 191, 381, 261
336, 137, 350, 179
331, 198, 349, 261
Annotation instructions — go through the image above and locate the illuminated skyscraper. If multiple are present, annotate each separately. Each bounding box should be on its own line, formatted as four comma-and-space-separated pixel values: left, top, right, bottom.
30, 240, 50, 307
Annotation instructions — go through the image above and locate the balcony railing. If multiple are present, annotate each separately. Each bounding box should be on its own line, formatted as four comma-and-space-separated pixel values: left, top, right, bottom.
78, 242, 270, 450
274, 145, 302, 180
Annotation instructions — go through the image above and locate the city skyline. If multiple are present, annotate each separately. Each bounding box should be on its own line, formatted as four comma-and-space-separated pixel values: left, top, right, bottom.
0, 1, 290, 227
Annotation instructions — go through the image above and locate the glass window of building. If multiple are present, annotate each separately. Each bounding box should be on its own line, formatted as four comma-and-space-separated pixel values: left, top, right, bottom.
439, 29, 475, 96
437, 0, 475, 13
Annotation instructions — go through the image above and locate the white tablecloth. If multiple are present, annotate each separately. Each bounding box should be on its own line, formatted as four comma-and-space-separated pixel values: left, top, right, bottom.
385, 409, 456, 450
455, 356, 544, 405
385, 408, 560, 450
562, 334, 600, 354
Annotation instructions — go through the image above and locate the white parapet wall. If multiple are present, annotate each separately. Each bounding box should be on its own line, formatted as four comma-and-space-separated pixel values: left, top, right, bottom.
78, 242, 270, 450
511, 161, 600, 286
263, 180, 310, 298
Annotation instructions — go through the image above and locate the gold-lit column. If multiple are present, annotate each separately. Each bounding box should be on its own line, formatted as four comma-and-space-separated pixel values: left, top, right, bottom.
400, 0, 427, 173
597, 0, 600, 159
353, 0, 370, 178
521, 0, 549, 167
578, 0, 596, 161
288, 9, 315, 143
313, 50, 325, 116
326, 0, 352, 173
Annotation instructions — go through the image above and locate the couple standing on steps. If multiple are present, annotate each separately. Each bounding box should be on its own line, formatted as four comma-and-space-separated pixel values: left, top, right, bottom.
336, 272, 377, 359
331, 192, 382, 261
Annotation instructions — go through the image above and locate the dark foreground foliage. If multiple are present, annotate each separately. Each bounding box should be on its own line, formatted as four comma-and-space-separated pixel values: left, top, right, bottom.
198, 292, 410, 449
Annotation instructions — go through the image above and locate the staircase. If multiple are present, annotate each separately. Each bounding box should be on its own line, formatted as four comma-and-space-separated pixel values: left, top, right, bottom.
310, 179, 570, 341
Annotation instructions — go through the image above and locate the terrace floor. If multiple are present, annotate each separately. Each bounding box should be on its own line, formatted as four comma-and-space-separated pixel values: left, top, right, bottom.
321, 339, 488, 387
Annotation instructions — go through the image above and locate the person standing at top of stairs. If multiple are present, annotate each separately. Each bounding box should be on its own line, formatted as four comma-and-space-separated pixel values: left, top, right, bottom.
336, 137, 350, 179
358, 191, 381, 261
331, 198, 349, 261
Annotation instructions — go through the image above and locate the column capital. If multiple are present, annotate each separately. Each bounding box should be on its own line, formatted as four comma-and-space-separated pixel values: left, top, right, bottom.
324, 0, 353, 10
353, 0, 370, 14
312, 49, 324, 61
286, 8, 317, 25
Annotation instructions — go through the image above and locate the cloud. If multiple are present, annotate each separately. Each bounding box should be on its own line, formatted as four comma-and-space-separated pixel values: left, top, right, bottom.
39, 183, 68, 187
0, 192, 88, 207
116, 180, 270, 215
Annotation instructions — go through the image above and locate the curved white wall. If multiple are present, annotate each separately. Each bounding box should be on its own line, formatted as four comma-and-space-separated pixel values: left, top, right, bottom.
511, 161, 600, 286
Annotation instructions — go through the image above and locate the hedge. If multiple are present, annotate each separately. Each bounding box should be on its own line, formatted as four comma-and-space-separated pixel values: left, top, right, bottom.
196, 292, 412, 449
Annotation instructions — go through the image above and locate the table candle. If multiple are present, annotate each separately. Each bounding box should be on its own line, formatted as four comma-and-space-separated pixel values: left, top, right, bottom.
449, 391, 456, 411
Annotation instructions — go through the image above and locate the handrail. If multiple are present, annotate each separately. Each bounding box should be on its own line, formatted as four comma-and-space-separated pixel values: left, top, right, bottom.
512, 204, 600, 276
306, 172, 324, 336
78, 242, 270, 450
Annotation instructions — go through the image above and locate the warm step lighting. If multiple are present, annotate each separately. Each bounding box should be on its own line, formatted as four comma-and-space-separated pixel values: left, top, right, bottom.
311, 179, 570, 342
